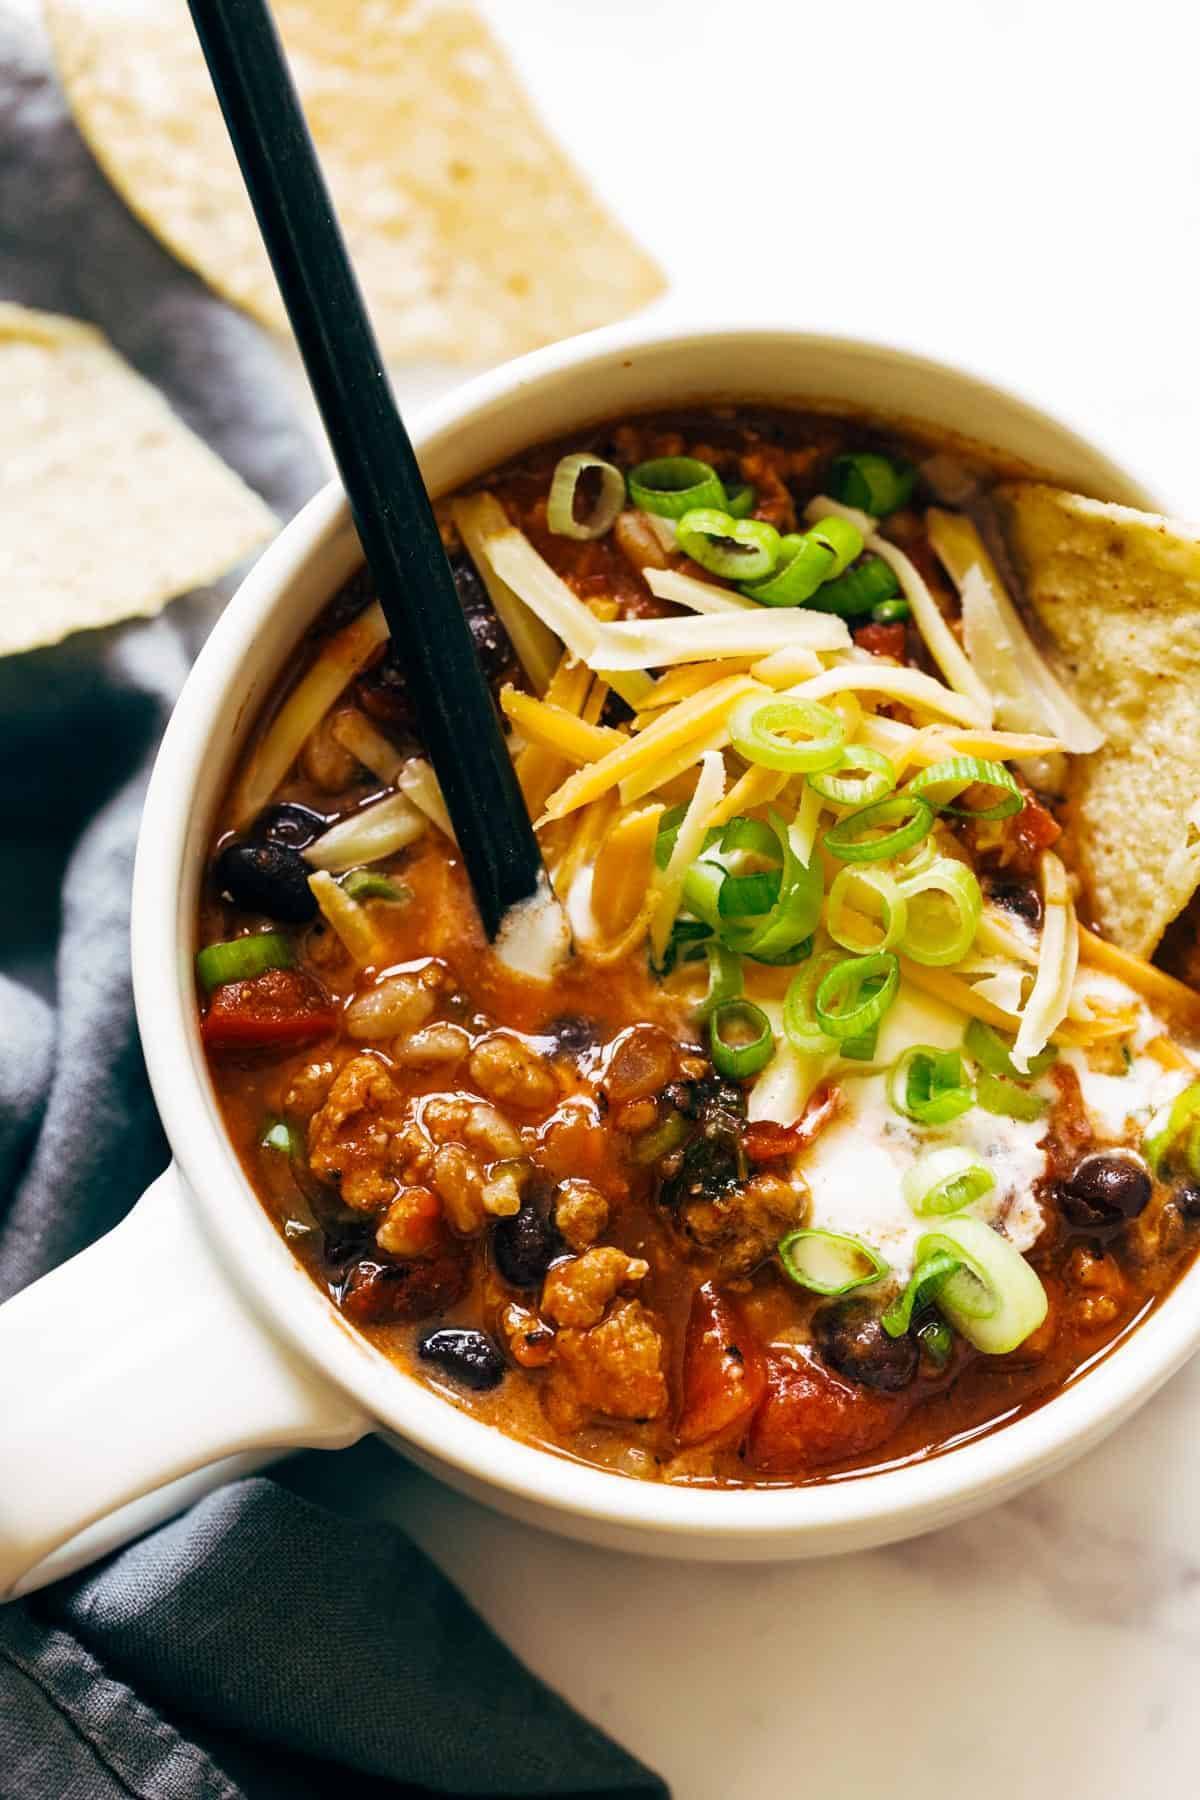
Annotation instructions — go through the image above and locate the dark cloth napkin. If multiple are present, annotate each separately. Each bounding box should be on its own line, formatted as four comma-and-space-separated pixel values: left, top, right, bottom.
0, 14, 665, 1797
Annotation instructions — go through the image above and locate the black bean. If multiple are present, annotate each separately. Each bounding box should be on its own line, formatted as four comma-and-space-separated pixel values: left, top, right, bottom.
1058, 1151, 1152, 1229
452, 553, 518, 686
546, 1015, 601, 1060
813, 1300, 919, 1392
984, 874, 1043, 929
213, 841, 319, 923
1178, 1185, 1200, 1221
492, 1198, 563, 1289
418, 1327, 505, 1391
251, 802, 328, 851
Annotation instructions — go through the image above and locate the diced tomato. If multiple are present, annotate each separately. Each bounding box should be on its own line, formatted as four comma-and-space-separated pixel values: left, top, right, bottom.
200, 967, 337, 1053
1010, 784, 1062, 859
743, 1085, 846, 1164
746, 1348, 907, 1474
677, 1282, 767, 1447
853, 621, 907, 661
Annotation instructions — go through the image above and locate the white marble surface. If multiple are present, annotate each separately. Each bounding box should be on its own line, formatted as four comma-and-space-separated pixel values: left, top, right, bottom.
330, 3, 1200, 1793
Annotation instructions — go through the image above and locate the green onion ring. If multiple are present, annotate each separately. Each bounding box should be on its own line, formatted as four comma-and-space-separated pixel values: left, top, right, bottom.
677, 508, 782, 581
964, 1018, 1056, 1081
718, 868, 782, 918
805, 555, 900, 618
1143, 1082, 1200, 1180
739, 531, 833, 607
908, 756, 1023, 821
976, 1070, 1048, 1121
725, 483, 756, 518
839, 1023, 881, 1062
902, 1147, 995, 1217
631, 1109, 693, 1165
882, 1249, 961, 1337
778, 1228, 890, 1297
196, 931, 293, 993
547, 452, 625, 540
830, 451, 916, 517
871, 598, 910, 624
887, 1045, 974, 1126
261, 1117, 298, 1154
718, 816, 780, 859
710, 999, 776, 1079
814, 950, 900, 1042
782, 950, 844, 1054
808, 745, 896, 807
724, 811, 824, 963
729, 695, 846, 775
916, 1316, 954, 1366
913, 1217, 1048, 1354
692, 942, 744, 1021
806, 515, 864, 578
897, 857, 982, 966
827, 866, 908, 955
627, 455, 726, 519
824, 793, 934, 864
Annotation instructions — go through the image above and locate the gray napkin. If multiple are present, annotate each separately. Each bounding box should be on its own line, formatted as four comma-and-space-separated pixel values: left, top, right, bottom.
0, 13, 665, 1797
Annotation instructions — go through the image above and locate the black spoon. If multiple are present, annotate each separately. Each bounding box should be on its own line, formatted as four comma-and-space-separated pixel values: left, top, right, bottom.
187, 0, 544, 941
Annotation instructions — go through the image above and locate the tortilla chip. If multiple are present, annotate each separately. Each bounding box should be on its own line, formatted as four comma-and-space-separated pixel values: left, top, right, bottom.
46, 0, 664, 364
998, 481, 1200, 959
0, 303, 276, 657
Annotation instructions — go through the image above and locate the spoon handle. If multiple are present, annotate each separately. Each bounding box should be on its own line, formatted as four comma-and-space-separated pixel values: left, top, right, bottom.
188, 0, 543, 937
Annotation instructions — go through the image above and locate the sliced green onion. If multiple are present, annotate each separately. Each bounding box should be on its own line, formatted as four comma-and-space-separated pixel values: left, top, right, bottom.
830, 451, 916, 517
778, 1228, 889, 1297
739, 532, 834, 607
871, 598, 910, 624
805, 555, 900, 618
547, 452, 625, 540
839, 1023, 880, 1062
964, 1019, 1056, 1082
888, 1046, 975, 1126
693, 942, 744, 1020
808, 746, 896, 807
806, 515, 864, 578
628, 456, 726, 519
782, 950, 844, 1055
1143, 1082, 1200, 1180
651, 916, 711, 978
914, 1216, 1048, 1354
654, 804, 687, 871
827, 865, 908, 954
824, 793, 934, 864
908, 756, 1023, 821
718, 816, 779, 859
726, 811, 824, 963
719, 868, 782, 918
917, 1316, 954, 1367
725, 482, 756, 518
882, 1249, 961, 1337
976, 1070, 1048, 1121
729, 695, 845, 774
710, 999, 775, 1079
196, 931, 293, 993
631, 1109, 692, 1165
902, 1147, 995, 1217
339, 869, 411, 903
261, 1117, 298, 1154
897, 857, 982, 966
677, 508, 782, 581
815, 951, 900, 1042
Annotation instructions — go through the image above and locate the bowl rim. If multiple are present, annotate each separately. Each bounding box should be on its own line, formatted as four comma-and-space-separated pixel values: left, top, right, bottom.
133, 317, 1200, 1546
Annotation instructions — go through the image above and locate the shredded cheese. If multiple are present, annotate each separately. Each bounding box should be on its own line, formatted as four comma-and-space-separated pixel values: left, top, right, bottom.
784, 663, 989, 727
303, 791, 426, 872
539, 675, 761, 822
331, 709, 406, 785
650, 750, 726, 963
231, 602, 389, 828
643, 566, 755, 615
478, 517, 604, 660
500, 687, 625, 765
307, 870, 382, 965
398, 758, 457, 842
452, 494, 561, 692
1078, 923, 1200, 1029
1012, 852, 1078, 1072
594, 608, 849, 669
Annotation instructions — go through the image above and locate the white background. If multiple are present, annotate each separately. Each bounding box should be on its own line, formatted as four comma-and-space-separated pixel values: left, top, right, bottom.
359, 5, 1200, 1795
21, 0, 1200, 1792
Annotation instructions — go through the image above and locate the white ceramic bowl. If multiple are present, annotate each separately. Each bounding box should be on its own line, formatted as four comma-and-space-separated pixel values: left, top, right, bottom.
1, 321, 1191, 1598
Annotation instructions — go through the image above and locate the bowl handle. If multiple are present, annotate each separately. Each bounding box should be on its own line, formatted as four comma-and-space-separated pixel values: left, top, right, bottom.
0, 1162, 368, 1600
